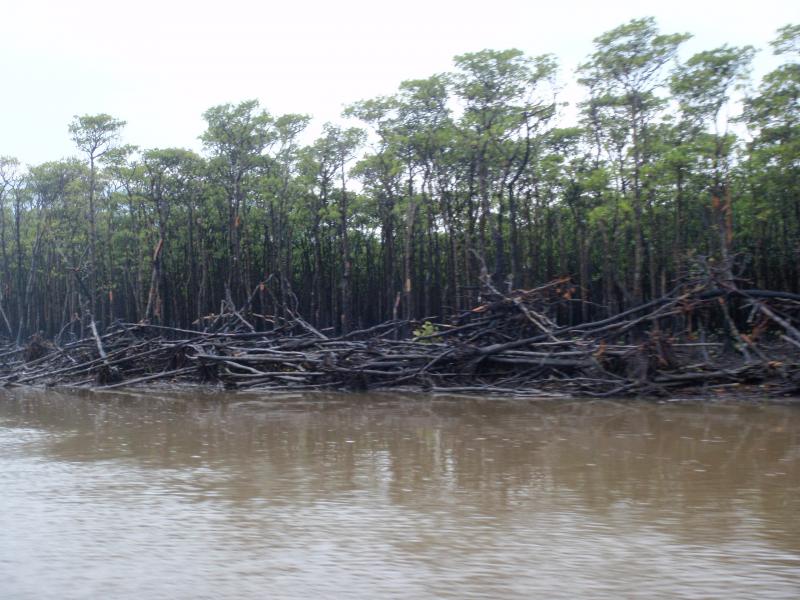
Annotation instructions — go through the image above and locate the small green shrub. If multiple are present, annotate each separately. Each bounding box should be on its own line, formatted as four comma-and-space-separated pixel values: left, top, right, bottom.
413, 320, 438, 341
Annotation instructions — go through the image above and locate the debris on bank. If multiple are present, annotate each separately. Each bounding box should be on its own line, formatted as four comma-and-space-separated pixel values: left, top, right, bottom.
1, 279, 799, 398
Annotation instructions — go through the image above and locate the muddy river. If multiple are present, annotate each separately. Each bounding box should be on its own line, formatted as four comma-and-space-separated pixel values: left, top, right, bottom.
1, 389, 798, 598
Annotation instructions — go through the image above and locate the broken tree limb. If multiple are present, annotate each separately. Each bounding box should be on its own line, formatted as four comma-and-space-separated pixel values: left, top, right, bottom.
0, 278, 797, 398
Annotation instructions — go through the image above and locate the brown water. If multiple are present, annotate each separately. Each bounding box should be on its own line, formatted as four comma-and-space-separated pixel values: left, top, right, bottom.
1, 389, 799, 599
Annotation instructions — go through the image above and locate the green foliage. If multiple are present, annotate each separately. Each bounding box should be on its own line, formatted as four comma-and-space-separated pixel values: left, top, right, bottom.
1, 18, 798, 340
580, 17, 690, 96
771, 23, 800, 56
412, 320, 438, 341
671, 45, 755, 126
68, 114, 127, 160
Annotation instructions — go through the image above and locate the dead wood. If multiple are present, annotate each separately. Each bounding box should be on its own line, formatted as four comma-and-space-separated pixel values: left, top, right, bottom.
0, 278, 797, 398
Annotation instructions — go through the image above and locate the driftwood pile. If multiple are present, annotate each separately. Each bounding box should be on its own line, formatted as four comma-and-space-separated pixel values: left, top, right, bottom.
1, 279, 799, 398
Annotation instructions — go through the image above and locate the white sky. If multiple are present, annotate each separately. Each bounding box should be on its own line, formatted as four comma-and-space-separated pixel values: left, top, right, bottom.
1, 0, 797, 165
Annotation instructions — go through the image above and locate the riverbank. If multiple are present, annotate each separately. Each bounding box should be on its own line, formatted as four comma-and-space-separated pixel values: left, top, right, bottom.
2, 281, 799, 398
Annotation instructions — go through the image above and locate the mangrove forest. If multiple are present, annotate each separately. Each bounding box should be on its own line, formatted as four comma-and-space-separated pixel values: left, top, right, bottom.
0, 18, 798, 396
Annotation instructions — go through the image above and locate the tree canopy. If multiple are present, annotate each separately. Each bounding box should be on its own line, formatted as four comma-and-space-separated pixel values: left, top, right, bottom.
0, 18, 797, 340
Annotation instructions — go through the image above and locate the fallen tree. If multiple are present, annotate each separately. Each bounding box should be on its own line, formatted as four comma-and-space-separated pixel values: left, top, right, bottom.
1, 277, 798, 398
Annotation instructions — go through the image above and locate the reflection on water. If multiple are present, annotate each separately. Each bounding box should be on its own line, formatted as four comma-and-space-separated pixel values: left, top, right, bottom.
1, 389, 799, 599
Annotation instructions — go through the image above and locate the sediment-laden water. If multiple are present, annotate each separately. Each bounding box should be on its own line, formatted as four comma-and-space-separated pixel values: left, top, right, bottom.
1, 389, 798, 599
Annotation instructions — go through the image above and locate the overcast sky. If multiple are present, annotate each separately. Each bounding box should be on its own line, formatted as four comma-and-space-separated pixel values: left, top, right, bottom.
1, 0, 796, 165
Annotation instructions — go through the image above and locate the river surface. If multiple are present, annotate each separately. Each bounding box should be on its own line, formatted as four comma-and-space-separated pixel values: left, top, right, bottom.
1, 389, 799, 599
